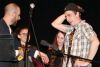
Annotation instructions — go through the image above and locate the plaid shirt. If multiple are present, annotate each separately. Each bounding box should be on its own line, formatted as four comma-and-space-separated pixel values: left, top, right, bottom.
64, 20, 95, 59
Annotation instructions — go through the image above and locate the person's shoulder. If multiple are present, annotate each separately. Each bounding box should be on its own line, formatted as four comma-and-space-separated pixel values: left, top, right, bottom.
0, 18, 2, 22
81, 20, 93, 28
0, 18, 4, 24
0, 19, 3, 28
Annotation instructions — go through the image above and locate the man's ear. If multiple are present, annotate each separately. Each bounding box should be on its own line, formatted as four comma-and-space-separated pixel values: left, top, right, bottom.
76, 12, 80, 17
10, 12, 16, 18
17, 34, 21, 39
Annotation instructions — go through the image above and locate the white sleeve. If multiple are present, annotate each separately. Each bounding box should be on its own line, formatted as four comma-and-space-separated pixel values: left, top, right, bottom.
34, 50, 39, 58
15, 50, 19, 56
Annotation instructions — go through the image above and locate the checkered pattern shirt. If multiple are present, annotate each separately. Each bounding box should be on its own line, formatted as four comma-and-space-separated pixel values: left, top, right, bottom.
64, 20, 95, 59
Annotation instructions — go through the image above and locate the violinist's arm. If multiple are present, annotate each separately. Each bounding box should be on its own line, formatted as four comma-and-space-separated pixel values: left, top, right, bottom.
34, 50, 49, 64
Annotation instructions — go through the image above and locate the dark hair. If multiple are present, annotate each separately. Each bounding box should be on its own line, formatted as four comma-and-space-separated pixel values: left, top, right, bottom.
15, 26, 28, 36
64, 3, 84, 13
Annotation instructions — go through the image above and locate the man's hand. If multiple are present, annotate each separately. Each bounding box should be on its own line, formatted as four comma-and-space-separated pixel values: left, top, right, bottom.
39, 51, 49, 64
74, 59, 90, 67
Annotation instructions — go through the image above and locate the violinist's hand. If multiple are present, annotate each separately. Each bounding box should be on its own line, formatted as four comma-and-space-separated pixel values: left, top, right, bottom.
18, 49, 24, 57
16, 48, 24, 61
39, 51, 49, 64
18, 47, 24, 57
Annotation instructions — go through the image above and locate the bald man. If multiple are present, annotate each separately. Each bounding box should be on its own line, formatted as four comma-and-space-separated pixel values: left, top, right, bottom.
0, 3, 21, 67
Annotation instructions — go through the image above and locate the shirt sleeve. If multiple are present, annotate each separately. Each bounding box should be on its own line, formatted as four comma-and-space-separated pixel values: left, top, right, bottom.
82, 22, 95, 39
28, 47, 39, 58
15, 50, 19, 56
34, 50, 39, 58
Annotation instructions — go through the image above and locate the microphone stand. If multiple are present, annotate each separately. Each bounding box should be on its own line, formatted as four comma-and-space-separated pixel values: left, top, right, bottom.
24, 29, 30, 67
29, 5, 46, 67
24, 3, 45, 67
24, 3, 34, 67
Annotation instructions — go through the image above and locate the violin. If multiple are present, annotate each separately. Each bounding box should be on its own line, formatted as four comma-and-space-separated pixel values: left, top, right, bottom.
31, 56, 44, 67
17, 47, 24, 61
17, 45, 44, 67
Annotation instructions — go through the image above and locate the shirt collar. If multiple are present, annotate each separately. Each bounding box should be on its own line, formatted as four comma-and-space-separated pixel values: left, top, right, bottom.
73, 20, 85, 30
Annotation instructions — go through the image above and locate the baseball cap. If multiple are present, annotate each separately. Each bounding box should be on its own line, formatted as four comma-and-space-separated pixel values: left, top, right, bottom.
64, 3, 84, 12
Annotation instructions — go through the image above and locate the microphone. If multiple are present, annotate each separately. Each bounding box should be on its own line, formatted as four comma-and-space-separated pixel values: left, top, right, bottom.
29, 3, 35, 18
40, 40, 64, 57
30, 3, 35, 9
40, 40, 59, 51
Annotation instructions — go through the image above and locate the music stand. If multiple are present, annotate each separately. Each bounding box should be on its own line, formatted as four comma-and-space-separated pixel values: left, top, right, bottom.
0, 34, 16, 62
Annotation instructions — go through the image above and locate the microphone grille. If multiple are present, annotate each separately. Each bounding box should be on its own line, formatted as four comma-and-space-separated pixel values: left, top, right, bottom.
30, 3, 35, 8
40, 40, 48, 46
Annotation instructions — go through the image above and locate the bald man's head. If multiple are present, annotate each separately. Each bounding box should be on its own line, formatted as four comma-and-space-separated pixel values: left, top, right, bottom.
4, 3, 20, 14
3, 3, 21, 25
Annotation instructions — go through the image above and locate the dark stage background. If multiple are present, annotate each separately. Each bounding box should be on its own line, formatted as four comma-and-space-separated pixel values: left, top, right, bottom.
0, 0, 100, 67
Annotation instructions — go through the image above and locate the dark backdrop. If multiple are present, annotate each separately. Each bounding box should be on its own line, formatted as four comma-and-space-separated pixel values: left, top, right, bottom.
0, 0, 100, 66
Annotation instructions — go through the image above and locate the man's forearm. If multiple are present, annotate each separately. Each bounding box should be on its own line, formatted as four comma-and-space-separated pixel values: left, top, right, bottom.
51, 14, 65, 27
88, 35, 99, 60
51, 14, 67, 32
88, 44, 99, 60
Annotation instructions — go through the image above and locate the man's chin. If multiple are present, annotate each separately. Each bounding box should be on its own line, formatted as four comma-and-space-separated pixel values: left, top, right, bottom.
12, 22, 17, 26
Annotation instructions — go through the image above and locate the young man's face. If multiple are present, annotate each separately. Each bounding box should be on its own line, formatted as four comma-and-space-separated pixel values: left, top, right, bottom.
18, 28, 30, 43
64, 10, 79, 26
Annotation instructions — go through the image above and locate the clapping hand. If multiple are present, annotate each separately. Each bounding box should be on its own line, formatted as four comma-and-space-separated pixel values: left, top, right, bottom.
39, 51, 49, 64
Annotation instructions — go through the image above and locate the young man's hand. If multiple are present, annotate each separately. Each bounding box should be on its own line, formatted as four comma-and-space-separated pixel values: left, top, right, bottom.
39, 51, 49, 64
